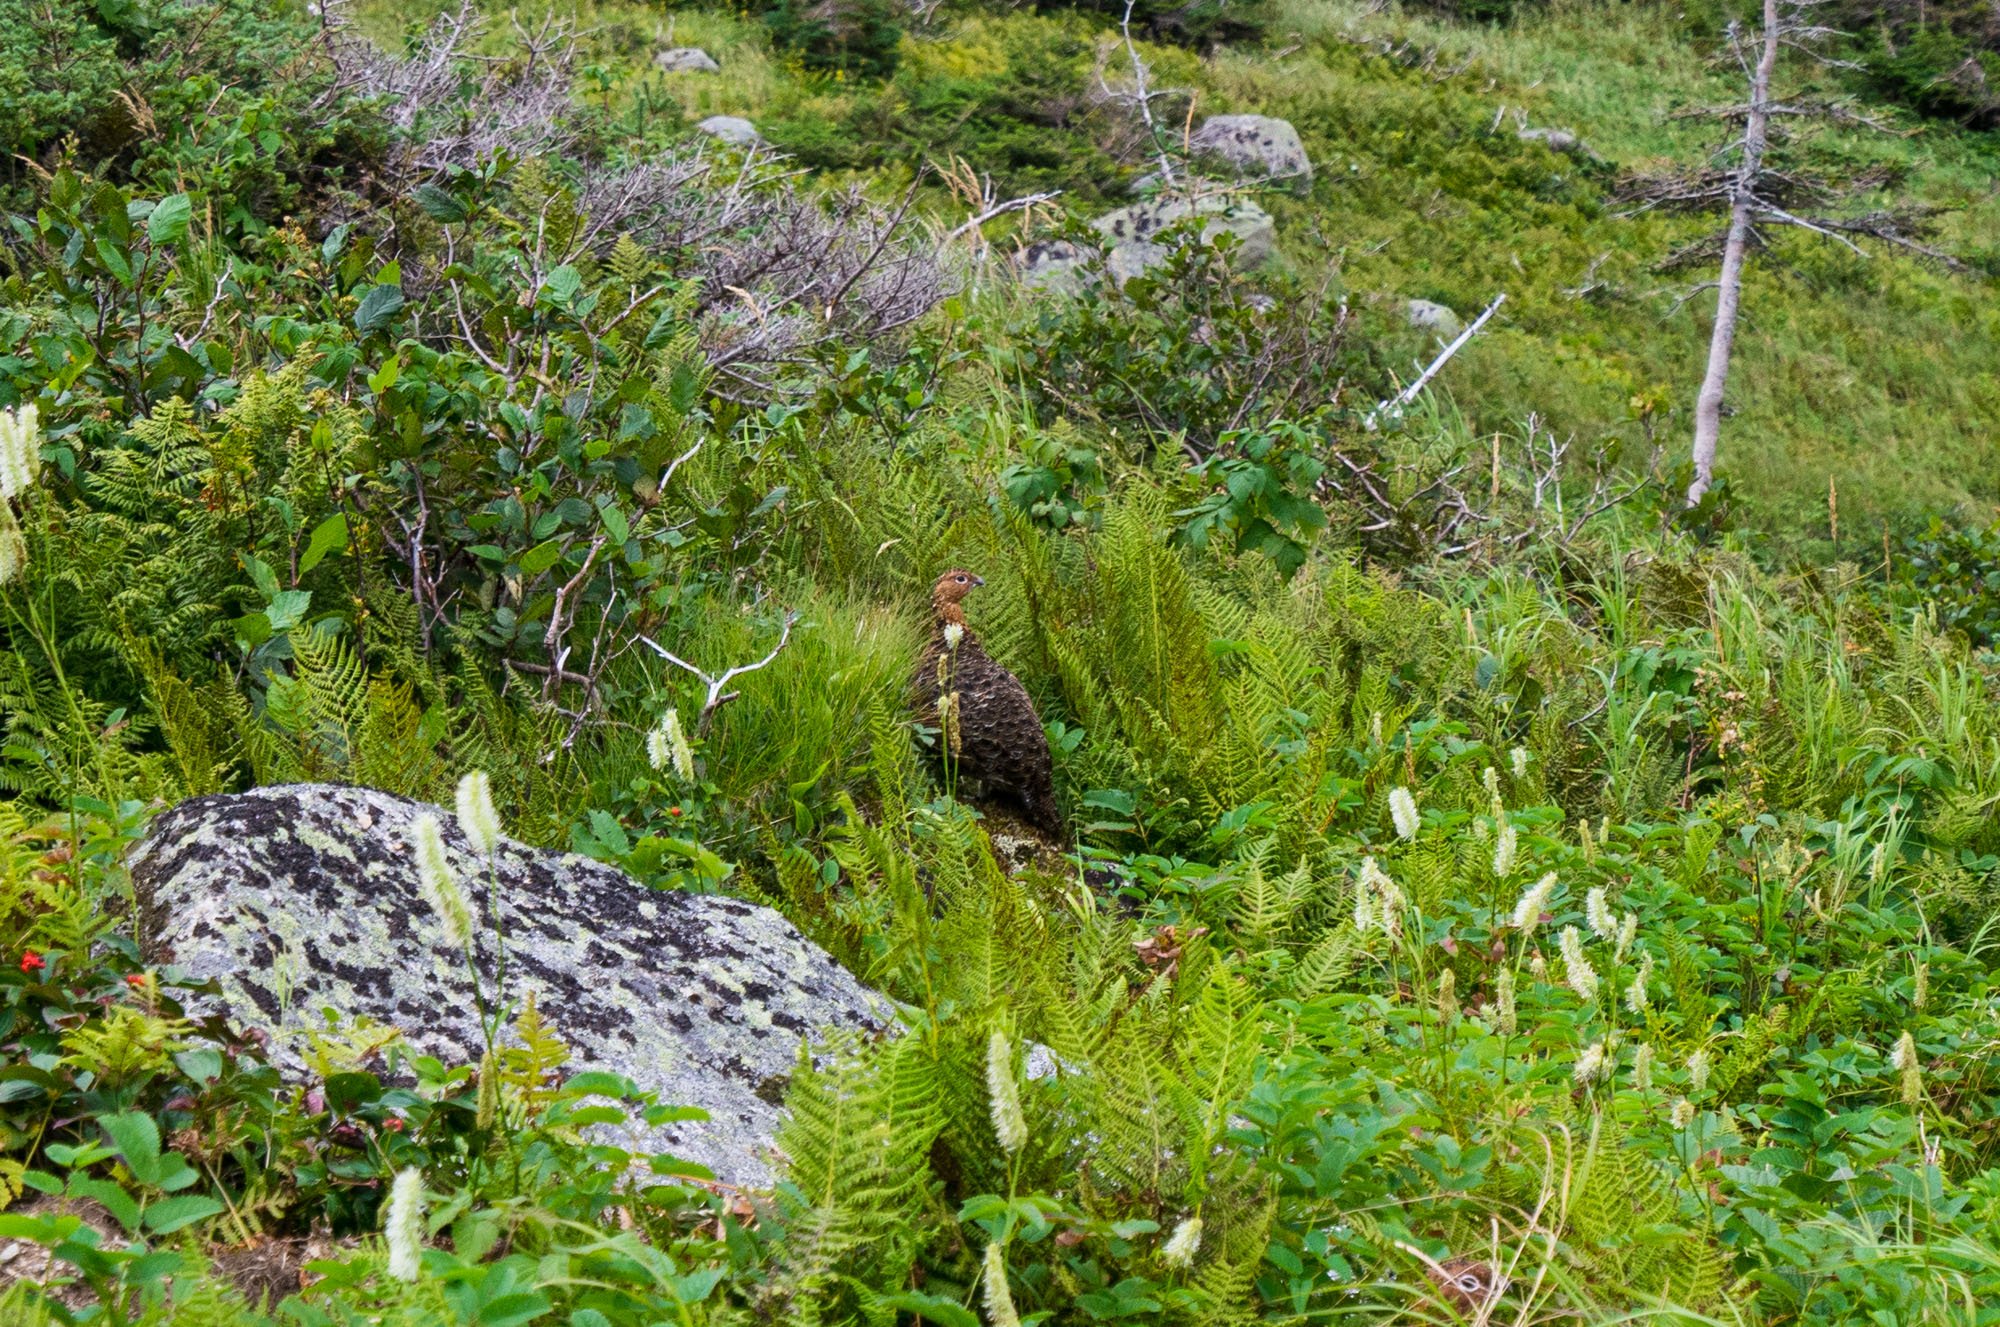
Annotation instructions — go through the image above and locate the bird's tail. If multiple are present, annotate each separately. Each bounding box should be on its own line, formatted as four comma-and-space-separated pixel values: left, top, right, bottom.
1027, 793, 1068, 843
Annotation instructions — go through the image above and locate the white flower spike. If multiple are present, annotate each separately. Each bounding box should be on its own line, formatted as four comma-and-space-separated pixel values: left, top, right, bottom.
455, 771, 503, 856
1389, 787, 1420, 841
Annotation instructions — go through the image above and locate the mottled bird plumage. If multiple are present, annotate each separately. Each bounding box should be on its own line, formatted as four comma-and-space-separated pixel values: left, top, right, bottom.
916, 570, 1065, 839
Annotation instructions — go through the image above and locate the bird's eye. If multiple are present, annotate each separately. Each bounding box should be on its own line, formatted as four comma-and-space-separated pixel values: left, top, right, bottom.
955, 575, 967, 583
1457, 1276, 1482, 1292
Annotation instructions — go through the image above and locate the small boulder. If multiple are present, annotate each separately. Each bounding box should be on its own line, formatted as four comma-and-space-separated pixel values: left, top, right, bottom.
130, 784, 889, 1188
1189, 115, 1313, 192
1091, 194, 1277, 276
656, 47, 720, 74
1405, 299, 1463, 338
1517, 126, 1602, 163
695, 115, 764, 148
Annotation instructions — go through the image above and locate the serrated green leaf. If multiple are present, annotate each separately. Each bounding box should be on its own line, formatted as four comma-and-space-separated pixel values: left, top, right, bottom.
143, 1195, 223, 1234
354, 283, 406, 335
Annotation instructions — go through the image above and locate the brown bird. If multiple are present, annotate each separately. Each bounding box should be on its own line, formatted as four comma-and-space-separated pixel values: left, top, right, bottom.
916, 570, 1065, 839
1423, 1254, 1504, 1319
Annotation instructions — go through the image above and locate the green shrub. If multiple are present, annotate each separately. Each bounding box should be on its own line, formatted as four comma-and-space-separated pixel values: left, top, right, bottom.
0, 0, 385, 229
1835, 0, 2000, 127
1042, 0, 1273, 49
763, 0, 905, 79
1895, 517, 2000, 648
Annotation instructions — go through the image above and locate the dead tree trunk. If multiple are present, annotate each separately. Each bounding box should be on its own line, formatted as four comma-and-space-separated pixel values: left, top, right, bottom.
1687, 0, 1779, 507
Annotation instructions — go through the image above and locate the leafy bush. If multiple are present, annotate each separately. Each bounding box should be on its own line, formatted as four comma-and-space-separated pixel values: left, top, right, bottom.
1041, 0, 1274, 49
1895, 517, 2000, 648
0, 0, 384, 229
1002, 227, 1357, 454
763, 0, 905, 79
1833, 0, 2000, 127
767, 11, 1132, 202
1403, 0, 1536, 22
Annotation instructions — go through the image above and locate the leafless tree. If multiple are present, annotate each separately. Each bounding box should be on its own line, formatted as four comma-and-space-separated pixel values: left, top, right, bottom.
1619, 0, 1957, 505
1089, 1, 1199, 188
324, 2, 585, 184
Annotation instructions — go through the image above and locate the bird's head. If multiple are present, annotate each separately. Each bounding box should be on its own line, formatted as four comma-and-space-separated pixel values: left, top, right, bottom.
932, 569, 984, 623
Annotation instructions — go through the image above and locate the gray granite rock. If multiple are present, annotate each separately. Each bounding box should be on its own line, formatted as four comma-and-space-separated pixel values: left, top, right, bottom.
655, 47, 720, 73
1017, 238, 1096, 294
1189, 114, 1312, 192
695, 115, 764, 148
1091, 194, 1277, 276
1405, 298, 1463, 338
130, 784, 888, 1188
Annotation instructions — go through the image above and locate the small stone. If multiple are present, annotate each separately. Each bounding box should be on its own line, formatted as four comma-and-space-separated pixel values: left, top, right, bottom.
695, 115, 764, 148
1517, 126, 1603, 162
655, 47, 720, 74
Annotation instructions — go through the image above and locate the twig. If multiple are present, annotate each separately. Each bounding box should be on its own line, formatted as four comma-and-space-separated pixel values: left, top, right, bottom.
1366, 292, 1507, 427
638, 612, 798, 733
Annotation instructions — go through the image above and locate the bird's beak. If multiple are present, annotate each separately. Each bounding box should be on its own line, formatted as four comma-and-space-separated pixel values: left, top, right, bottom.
972, 575, 985, 587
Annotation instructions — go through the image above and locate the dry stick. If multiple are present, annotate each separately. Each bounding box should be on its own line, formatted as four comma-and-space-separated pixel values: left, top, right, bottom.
945, 189, 1064, 244
1366, 292, 1507, 428
1117, 0, 1176, 189
637, 612, 798, 734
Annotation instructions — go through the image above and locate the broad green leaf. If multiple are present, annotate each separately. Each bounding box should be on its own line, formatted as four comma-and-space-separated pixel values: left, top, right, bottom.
231, 612, 273, 648
874, 1293, 979, 1327
241, 552, 282, 601
146, 193, 193, 245
475, 1291, 552, 1327
143, 1195, 224, 1234
299, 512, 349, 574
414, 184, 467, 222
265, 589, 313, 632
68, 1176, 141, 1235
98, 1112, 162, 1186
354, 283, 406, 335
519, 539, 563, 576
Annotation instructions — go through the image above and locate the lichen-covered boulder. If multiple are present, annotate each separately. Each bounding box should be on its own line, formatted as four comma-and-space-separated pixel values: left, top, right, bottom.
1091, 194, 1277, 276
655, 47, 720, 73
1189, 115, 1313, 192
1016, 239, 1095, 294
694, 115, 764, 148
129, 784, 888, 1188
1405, 298, 1463, 338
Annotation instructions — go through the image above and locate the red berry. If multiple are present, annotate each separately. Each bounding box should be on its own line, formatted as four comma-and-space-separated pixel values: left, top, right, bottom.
19, 951, 45, 974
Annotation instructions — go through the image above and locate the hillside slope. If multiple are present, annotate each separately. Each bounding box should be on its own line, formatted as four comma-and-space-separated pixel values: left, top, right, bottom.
356, 0, 2000, 551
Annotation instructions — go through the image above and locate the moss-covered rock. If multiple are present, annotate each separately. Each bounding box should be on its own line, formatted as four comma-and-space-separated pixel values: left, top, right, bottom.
130, 784, 888, 1187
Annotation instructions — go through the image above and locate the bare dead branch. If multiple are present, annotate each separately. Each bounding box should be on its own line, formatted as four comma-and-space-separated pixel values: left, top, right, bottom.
638, 613, 799, 734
